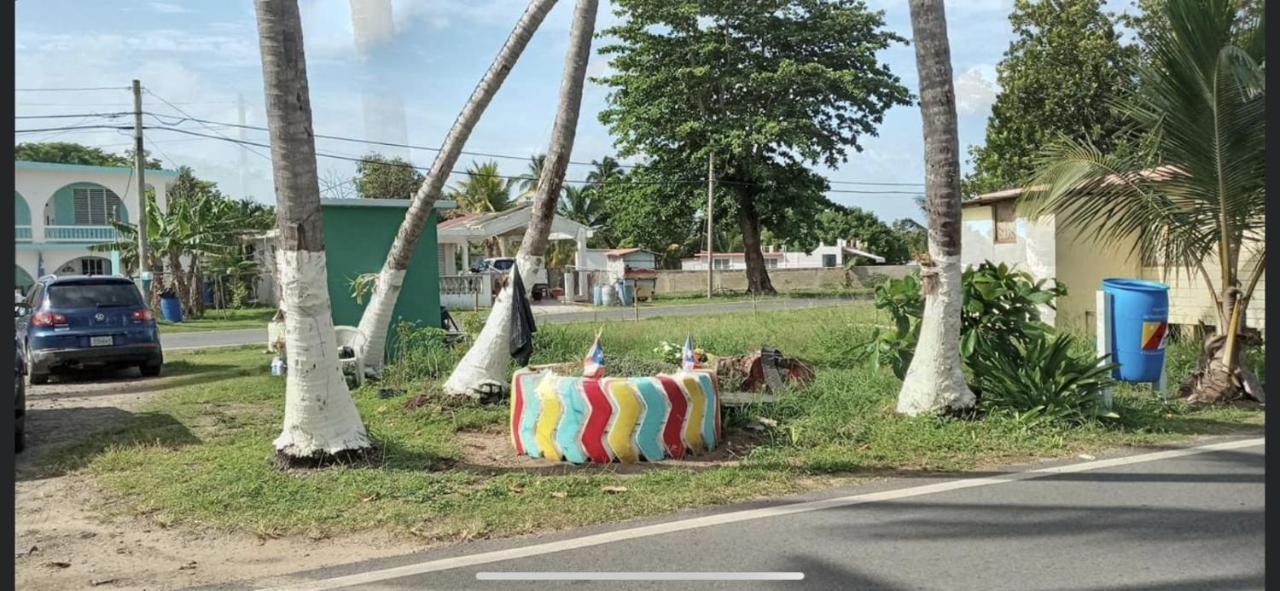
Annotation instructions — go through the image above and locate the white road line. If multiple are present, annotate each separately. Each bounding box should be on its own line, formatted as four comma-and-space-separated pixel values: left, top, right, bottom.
259, 437, 1263, 591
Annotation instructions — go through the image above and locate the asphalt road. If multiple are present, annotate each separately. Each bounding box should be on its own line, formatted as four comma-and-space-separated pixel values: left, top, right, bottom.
159, 297, 862, 351
225, 436, 1264, 591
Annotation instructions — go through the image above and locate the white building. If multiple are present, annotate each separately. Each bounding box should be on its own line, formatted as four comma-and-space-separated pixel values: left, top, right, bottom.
680, 239, 884, 271
14, 160, 179, 294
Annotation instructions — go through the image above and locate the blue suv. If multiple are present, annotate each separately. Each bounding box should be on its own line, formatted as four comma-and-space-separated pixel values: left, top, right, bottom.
15, 275, 163, 384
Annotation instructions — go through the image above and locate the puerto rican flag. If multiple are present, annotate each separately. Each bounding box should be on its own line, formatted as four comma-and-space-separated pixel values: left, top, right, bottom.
583, 331, 606, 379
681, 334, 698, 370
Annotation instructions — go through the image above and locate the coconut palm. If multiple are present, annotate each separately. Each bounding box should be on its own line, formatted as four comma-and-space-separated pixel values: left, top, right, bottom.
895, 0, 976, 415
1022, 0, 1264, 403
444, 0, 599, 398
516, 153, 547, 200
557, 185, 599, 225
448, 161, 517, 213
353, 0, 558, 375
254, 0, 371, 464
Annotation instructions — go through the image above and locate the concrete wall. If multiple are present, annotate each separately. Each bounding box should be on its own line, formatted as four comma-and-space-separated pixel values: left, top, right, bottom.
961, 203, 1059, 326
655, 265, 915, 294
1054, 229, 1142, 336
1141, 234, 1266, 332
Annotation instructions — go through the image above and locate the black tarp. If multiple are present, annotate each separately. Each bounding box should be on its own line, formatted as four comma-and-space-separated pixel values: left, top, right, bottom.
509, 263, 538, 366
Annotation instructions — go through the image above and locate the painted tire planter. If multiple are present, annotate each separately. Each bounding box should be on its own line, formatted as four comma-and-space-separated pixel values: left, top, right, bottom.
509, 369, 721, 463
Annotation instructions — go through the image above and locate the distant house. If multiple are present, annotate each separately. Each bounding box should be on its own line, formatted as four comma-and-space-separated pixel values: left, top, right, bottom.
679, 239, 884, 271
14, 160, 179, 295
961, 186, 1265, 334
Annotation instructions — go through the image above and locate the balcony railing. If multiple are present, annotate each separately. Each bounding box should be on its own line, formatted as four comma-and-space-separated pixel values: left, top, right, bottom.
44, 225, 119, 242
15, 226, 31, 242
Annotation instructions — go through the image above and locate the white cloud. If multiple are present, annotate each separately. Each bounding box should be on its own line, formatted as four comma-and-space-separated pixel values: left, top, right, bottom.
150, 2, 190, 14
953, 65, 998, 117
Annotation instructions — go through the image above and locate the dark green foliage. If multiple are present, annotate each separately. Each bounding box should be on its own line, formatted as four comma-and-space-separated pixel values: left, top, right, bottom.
963, 0, 1137, 195
813, 205, 910, 264
970, 333, 1118, 426
354, 152, 426, 199
15, 141, 162, 169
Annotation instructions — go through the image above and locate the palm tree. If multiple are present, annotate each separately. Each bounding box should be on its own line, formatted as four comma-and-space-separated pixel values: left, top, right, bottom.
585, 156, 622, 187
1023, 0, 1264, 403
444, 0, 599, 398
557, 184, 598, 225
516, 153, 547, 201
353, 0, 558, 375
448, 161, 517, 213
254, 0, 370, 464
895, 0, 975, 416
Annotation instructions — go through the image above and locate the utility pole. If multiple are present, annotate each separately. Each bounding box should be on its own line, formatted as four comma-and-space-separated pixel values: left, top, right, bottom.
131, 80, 150, 291
706, 152, 715, 299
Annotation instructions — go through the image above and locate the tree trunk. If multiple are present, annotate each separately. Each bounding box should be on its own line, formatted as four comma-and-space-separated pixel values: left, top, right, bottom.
254, 0, 370, 465
354, 0, 558, 376
1179, 291, 1265, 404
896, 0, 974, 416
736, 191, 775, 295
443, 0, 599, 398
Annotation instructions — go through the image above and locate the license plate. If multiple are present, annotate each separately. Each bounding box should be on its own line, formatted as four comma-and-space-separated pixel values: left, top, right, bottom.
90, 336, 114, 347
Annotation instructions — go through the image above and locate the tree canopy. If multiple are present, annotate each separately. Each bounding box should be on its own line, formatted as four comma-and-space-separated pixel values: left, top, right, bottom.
963, 0, 1137, 196
354, 152, 426, 199
596, 0, 910, 291
15, 141, 163, 169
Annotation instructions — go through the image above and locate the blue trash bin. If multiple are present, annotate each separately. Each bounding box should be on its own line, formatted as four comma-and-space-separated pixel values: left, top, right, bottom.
617, 280, 633, 306
592, 285, 603, 306
1102, 278, 1169, 382
160, 292, 184, 323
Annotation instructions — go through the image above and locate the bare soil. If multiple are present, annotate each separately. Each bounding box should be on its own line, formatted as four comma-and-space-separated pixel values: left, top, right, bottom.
14, 368, 424, 591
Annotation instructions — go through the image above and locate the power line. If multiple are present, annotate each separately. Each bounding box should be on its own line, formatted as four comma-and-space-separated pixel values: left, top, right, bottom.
141, 111, 925, 187
15, 124, 133, 133
142, 88, 273, 162
14, 86, 130, 92
15, 112, 132, 119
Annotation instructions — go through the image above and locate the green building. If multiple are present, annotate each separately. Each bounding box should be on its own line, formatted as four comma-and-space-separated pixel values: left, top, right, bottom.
318, 198, 454, 354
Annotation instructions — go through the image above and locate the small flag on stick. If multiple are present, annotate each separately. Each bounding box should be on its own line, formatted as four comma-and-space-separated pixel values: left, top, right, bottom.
583, 329, 606, 378
681, 334, 698, 370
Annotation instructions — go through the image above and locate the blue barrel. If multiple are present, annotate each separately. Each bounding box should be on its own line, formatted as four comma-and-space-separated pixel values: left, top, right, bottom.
617, 281, 633, 306
592, 285, 603, 305
1102, 278, 1169, 382
160, 293, 184, 323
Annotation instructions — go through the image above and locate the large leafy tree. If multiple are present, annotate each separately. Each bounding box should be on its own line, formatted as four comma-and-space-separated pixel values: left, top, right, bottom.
354, 152, 426, 199
963, 0, 1137, 196
1023, 0, 1264, 404
596, 0, 910, 293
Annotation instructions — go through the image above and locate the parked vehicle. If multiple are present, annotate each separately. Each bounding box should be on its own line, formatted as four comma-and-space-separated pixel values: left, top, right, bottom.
470, 257, 550, 300
13, 335, 26, 452
15, 275, 163, 384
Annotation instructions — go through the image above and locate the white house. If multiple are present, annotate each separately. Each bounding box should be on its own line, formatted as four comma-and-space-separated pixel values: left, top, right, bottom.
15, 160, 179, 294
680, 239, 884, 271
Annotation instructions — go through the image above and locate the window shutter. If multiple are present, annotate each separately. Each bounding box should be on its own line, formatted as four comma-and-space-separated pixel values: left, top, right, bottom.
73, 188, 91, 225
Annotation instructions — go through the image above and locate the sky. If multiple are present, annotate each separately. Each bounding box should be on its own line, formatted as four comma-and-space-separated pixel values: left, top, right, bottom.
13, 0, 1134, 225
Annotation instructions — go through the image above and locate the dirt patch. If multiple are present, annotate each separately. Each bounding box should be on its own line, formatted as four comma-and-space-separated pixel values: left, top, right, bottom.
15, 473, 424, 591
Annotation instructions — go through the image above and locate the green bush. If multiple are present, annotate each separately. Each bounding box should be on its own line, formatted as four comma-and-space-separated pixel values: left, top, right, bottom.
969, 333, 1118, 426
382, 321, 458, 388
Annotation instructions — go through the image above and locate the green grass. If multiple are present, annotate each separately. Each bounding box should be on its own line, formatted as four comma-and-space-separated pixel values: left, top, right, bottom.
33, 304, 1264, 543
156, 306, 276, 333
649, 286, 869, 305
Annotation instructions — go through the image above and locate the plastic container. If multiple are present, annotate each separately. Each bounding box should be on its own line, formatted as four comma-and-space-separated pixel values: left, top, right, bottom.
592, 285, 603, 306
159, 291, 183, 323
601, 284, 616, 307
617, 280, 633, 306
1102, 278, 1169, 382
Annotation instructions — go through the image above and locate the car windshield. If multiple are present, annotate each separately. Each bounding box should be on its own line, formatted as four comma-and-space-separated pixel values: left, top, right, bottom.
47, 281, 142, 309
490, 259, 515, 271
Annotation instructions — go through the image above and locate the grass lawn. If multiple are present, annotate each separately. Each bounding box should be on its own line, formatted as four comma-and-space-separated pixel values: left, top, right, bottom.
647, 286, 869, 306
156, 306, 276, 333
36, 303, 1264, 543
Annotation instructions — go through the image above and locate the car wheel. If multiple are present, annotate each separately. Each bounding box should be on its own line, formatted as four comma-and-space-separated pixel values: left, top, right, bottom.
27, 363, 48, 386
140, 360, 162, 378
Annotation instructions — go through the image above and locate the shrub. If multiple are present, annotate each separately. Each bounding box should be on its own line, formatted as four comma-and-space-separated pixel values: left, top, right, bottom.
382, 320, 458, 387
969, 333, 1118, 426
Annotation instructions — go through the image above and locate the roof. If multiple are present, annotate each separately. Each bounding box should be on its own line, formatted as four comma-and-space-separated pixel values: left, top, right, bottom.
15, 160, 180, 177
436, 203, 594, 242
605, 248, 656, 257
963, 166, 1181, 208
842, 246, 886, 264
685, 251, 783, 259
319, 198, 455, 209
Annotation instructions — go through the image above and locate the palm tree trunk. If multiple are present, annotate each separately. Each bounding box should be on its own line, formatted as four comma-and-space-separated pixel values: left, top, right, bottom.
444, 0, 599, 398
254, 0, 370, 464
354, 0, 558, 376
896, 0, 974, 415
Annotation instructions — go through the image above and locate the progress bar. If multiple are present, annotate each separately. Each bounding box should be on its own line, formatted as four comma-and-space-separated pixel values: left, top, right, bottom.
476, 572, 804, 581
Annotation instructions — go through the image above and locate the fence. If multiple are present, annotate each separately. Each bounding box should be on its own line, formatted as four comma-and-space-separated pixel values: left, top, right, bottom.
440, 274, 491, 310
653, 265, 916, 294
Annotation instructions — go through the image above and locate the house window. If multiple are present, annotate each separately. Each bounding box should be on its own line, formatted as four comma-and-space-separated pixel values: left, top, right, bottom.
822, 254, 838, 268
72, 187, 125, 225
712, 258, 731, 270
80, 258, 106, 275
994, 201, 1016, 244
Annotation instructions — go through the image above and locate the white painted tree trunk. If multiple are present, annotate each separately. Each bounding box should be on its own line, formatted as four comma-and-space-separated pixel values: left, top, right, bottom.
352, 0, 557, 376
896, 252, 974, 415
354, 268, 405, 375
273, 251, 371, 456
443, 253, 543, 398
